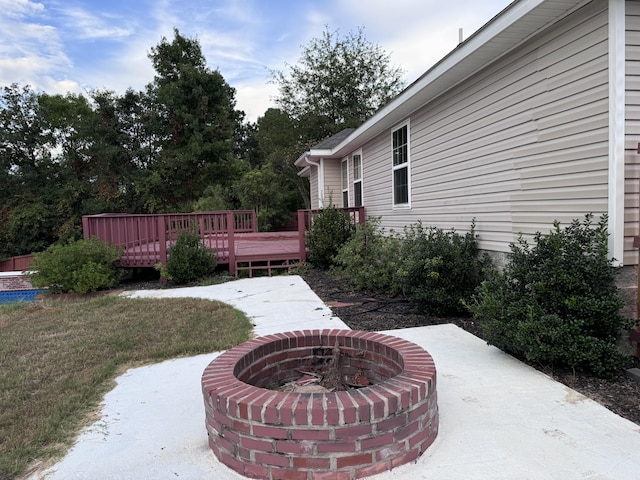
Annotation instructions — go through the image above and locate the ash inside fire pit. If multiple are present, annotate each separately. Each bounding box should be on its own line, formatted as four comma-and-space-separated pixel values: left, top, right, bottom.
201, 329, 438, 479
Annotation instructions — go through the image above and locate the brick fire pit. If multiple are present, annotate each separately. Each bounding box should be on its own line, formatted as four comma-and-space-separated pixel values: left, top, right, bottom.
201, 329, 438, 479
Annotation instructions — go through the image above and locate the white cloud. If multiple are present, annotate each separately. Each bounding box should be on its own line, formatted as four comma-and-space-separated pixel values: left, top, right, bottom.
55, 6, 134, 39
235, 80, 278, 122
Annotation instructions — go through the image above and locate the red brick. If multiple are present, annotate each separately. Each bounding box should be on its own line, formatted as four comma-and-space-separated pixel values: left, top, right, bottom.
418, 429, 438, 453
294, 395, 309, 425
311, 395, 324, 425
317, 440, 357, 453
334, 424, 371, 439
271, 467, 308, 480
232, 418, 251, 434
395, 419, 420, 441
243, 463, 269, 478
212, 435, 235, 456
291, 428, 330, 441
276, 440, 315, 455
355, 460, 390, 479
377, 412, 408, 433
236, 389, 264, 419
278, 394, 297, 426
264, 394, 281, 424
219, 451, 245, 475
255, 451, 290, 468
325, 395, 340, 425
408, 424, 432, 449
335, 392, 356, 424
336, 452, 373, 468
390, 448, 420, 468
222, 427, 240, 444
293, 456, 331, 470
240, 435, 273, 452
252, 424, 289, 439
361, 432, 393, 450
311, 470, 351, 480
375, 441, 406, 461
407, 400, 431, 422
349, 391, 371, 422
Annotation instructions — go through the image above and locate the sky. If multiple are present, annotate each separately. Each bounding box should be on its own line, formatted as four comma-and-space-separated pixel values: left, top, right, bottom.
0, 0, 514, 122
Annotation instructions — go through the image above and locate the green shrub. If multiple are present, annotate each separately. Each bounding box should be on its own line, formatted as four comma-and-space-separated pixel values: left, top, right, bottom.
466, 214, 630, 379
28, 237, 124, 294
394, 220, 491, 316
306, 206, 355, 269
334, 218, 401, 291
165, 230, 217, 284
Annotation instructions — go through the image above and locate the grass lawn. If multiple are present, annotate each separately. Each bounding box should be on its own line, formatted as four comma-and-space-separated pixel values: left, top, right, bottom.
0, 294, 253, 479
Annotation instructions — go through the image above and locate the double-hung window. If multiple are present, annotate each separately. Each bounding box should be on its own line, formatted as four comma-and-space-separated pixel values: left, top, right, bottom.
352, 153, 362, 207
392, 123, 410, 207
341, 158, 349, 208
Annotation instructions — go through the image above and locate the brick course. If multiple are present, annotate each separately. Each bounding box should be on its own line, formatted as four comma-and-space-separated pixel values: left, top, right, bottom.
202, 329, 438, 479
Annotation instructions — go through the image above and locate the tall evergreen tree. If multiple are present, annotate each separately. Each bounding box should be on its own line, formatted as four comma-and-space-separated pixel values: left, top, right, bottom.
143, 29, 243, 211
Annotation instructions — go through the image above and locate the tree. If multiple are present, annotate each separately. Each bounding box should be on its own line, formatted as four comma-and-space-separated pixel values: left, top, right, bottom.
143, 29, 243, 211
0, 85, 74, 257
271, 26, 405, 143
254, 108, 309, 209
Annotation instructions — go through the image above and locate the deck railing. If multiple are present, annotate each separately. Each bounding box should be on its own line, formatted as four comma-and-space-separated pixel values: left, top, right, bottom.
81, 208, 365, 273
0, 254, 35, 272
296, 206, 366, 263
82, 211, 257, 268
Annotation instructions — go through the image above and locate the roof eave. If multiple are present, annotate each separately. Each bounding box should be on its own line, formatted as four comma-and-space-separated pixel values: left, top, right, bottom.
323, 0, 589, 159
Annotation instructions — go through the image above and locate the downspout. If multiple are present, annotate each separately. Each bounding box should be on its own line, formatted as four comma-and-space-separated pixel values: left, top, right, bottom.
608, 0, 625, 265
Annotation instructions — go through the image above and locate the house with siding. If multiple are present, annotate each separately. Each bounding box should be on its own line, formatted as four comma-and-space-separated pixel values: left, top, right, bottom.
295, 0, 640, 274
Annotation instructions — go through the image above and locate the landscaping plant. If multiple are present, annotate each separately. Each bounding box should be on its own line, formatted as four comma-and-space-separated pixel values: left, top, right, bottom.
28, 237, 124, 294
466, 214, 630, 379
306, 206, 355, 269
394, 220, 491, 316
334, 217, 401, 292
165, 230, 217, 284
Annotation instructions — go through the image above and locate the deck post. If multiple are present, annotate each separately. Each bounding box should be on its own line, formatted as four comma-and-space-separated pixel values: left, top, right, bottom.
227, 212, 236, 275
297, 210, 307, 263
158, 215, 167, 265
82, 216, 90, 239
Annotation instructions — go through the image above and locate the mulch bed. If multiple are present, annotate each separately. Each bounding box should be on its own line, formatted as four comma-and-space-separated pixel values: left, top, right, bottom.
299, 268, 640, 427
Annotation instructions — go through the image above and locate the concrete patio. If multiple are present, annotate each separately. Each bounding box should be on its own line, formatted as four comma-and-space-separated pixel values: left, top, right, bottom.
30, 276, 640, 480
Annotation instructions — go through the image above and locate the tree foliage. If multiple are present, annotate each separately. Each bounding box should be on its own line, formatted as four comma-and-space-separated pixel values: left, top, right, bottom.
272, 26, 405, 142
143, 29, 243, 211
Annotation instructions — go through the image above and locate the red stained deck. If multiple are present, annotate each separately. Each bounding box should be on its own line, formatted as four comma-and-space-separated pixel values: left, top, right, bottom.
82, 208, 364, 277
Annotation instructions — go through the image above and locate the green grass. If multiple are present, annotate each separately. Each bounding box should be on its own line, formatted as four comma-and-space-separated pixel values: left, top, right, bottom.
0, 294, 253, 479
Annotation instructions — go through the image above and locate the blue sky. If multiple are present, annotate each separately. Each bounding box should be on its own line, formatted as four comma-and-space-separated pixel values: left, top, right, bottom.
1, 0, 512, 122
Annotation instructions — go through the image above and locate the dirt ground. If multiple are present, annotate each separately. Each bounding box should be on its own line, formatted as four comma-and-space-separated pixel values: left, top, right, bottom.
300, 268, 640, 427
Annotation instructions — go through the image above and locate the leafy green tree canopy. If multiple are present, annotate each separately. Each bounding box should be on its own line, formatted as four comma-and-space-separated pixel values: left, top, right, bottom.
271, 26, 405, 141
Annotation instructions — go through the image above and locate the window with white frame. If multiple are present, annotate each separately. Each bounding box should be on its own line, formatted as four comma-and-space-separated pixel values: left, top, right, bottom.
392, 123, 409, 207
341, 158, 349, 208
352, 153, 362, 207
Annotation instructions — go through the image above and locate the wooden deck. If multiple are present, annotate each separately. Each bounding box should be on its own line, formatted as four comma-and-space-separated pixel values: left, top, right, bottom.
122, 231, 303, 276
82, 208, 365, 277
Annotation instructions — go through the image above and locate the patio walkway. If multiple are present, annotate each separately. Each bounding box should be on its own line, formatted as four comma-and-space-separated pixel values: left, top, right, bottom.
30, 276, 640, 480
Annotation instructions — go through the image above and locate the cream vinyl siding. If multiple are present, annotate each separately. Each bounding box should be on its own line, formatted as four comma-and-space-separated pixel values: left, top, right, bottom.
626, 0, 640, 265
322, 160, 343, 207
310, 171, 320, 210
362, 1, 609, 253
